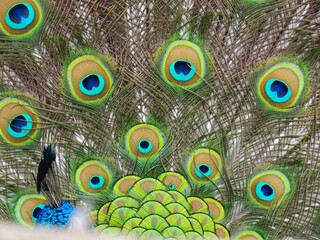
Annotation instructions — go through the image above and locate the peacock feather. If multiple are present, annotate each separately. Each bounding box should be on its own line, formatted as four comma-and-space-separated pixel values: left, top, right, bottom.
0, 0, 320, 239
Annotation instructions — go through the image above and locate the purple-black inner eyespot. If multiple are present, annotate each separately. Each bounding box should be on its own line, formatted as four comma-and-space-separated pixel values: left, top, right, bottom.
10, 115, 27, 133
271, 80, 288, 98
174, 61, 192, 75
82, 75, 100, 90
9, 4, 29, 24
261, 184, 273, 196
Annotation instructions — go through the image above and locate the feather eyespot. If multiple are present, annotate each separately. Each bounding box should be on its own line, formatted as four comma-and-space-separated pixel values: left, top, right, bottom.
6, 3, 35, 30
186, 149, 222, 184
65, 55, 114, 105
159, 40, 206, 88
14, 194, 47, 227
0, 98, 40, 146
125, 124, 165, 160
257, 61, 306, 110
75, 160, 112, 194
0, 0, 43, 37
248, 170, 290, 208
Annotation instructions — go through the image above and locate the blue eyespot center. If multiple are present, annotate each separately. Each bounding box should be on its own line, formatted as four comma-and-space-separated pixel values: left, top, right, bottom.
91, 176, 100, 185
169, 60, 196, 82
89, 175, 105, 189
8, 113, 33, 138
6, 3, 35, 30
195, 164, 212, 178
137, 140, 153, 154
175, 61, 192, 75
9, 4, 29, 23
169, 184, 175, 190
79, 74, 105, 96
199, 165, 209, 174
261, 184, 273, 196
271, 80, 288, 97
265, 78, 291, 103
10, 115, 27, 133
83, 75, 100, 90
32, 204, 45, 222
140, 140, 149, 149
256, 182, 275, 201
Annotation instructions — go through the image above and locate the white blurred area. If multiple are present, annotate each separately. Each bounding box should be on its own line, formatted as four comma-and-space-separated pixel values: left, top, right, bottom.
0, 209, 122, 240
0, 223, 100, 240
0, 223, 126, 240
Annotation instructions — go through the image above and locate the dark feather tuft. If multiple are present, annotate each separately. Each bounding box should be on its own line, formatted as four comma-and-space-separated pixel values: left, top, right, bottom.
36, 145, 56, 193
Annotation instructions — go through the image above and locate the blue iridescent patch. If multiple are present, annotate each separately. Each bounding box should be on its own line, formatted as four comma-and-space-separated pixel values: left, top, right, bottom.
36, 200, 75, 228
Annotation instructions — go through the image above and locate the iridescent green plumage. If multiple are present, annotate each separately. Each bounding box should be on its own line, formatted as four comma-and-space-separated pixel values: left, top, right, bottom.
91, 174, 223, 239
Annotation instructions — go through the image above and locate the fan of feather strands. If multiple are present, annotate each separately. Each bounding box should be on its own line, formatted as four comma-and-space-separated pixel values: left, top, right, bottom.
0, 0, 320, 239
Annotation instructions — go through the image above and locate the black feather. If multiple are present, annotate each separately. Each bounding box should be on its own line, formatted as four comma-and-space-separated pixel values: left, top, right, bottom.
36, 145, 56, 193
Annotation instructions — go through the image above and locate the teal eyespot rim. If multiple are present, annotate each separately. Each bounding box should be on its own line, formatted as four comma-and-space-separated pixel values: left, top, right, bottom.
265, 78, 291, 103
137, 140, 153, 154
31, 203, 45, 222
255, 182, 275, 201
89, 175, 105, 189
8, 113, 33, 139
5, 3, 35, 30
195, 164, 212, 178
169, 60, 196, 82
79, 73, 105, 96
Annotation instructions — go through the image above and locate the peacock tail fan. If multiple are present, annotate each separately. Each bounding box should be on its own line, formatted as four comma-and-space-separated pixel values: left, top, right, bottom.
0, 0, 319, 239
